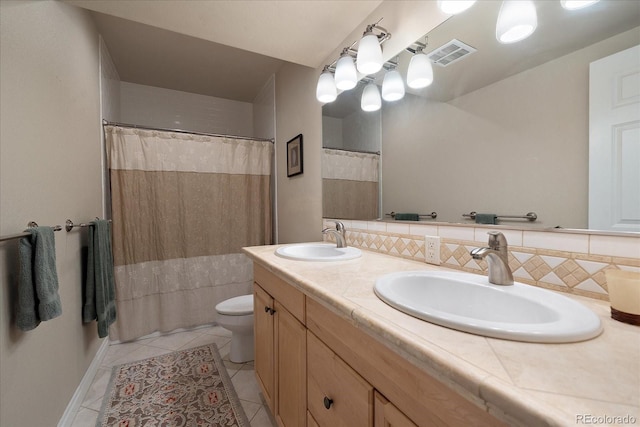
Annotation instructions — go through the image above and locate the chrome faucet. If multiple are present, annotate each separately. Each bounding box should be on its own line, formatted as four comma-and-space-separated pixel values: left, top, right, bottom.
322, 221, 347, 248
470, 231, 514, 286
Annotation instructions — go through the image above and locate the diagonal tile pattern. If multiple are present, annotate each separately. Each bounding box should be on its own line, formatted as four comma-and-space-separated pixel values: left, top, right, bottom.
324, 220, 639, 302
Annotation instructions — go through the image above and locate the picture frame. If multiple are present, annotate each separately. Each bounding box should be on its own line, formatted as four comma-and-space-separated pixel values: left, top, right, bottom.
286, 134, 303, 177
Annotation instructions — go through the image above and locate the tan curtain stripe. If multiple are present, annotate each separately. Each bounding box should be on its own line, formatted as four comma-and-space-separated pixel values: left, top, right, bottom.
322, 179, 379, 220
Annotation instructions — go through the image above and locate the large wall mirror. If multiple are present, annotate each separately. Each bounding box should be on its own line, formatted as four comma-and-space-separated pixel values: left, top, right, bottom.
322, 0, 640, 232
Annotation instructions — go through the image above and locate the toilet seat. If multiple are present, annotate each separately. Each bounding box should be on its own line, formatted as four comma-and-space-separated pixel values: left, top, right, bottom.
215, 294, 253, 316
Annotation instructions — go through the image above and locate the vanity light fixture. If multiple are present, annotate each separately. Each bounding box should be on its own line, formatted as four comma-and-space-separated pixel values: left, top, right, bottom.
407, 44, 434, 89
335, 49, 358, 91
496, 0, 538, 44
381, 67, 405, 102
437, 0, 477, 15
361, 82, 382, 112
560, 0, 600, 10
356, 21, 391, 75
316, 66, 337, 103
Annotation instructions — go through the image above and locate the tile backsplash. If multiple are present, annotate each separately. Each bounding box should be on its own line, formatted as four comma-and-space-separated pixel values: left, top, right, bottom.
323, 219, 640, 301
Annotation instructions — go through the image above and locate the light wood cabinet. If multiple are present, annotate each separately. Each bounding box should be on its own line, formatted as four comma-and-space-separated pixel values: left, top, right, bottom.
374, 392, 418, 427
252, 263, 505, 427
253, 264, 306, 427
307, 331, 373, 427
275, 300, 306, 427
254, 285, 275, 412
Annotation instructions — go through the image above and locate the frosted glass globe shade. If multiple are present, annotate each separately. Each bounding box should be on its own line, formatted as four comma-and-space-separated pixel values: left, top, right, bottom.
316, 71, 337, 103
437, 0, 476, 14
560, 0, 599, 10
382, 70, 405, 102
361, 83, 381, 112
356, 33, 383, 75
496, 0, 537, 44
335, 55, 358, 90
406, 53, 434, 89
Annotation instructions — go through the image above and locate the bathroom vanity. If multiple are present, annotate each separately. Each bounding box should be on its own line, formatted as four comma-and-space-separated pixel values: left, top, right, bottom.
244, 245, 639, 427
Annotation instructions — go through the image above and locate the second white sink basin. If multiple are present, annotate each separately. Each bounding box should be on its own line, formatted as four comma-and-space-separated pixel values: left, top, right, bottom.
275, 243, 362, 262
374, 271, 602, 343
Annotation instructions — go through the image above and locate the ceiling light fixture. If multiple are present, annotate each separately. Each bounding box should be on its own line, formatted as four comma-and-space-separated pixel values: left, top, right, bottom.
356, 24, 386, 74
437, 0, 477, 15
496, 0, 538, 44
406, 44, 434, 89
361, 82, 382, 112
315, 66, 337, 103
334, 50, 358, 91
382, 66, 405, 102
560, 0, 600, 10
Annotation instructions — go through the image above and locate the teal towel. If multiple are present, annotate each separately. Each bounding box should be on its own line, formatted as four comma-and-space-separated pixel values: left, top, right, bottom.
16, 227, 62, 331
83, 220, 116, 338
395, 213, 420, 221
475, 213, 498, 225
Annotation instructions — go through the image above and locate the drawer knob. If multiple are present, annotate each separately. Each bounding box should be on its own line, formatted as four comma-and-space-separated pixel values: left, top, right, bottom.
323, 396, 333, 409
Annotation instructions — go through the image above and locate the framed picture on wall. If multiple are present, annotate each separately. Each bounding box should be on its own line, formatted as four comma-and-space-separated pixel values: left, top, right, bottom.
286, 134, 303, 177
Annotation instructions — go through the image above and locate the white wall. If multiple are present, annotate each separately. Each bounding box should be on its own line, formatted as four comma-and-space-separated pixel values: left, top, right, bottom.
382, 27, 640, 229
275, 63, 323, 243
0, 1, 103, 426
322, 116, 343, 149
120, 82, 254, 136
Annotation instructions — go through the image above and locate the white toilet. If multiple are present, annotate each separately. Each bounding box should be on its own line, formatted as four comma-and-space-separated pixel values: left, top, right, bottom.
215, 294, 254, 363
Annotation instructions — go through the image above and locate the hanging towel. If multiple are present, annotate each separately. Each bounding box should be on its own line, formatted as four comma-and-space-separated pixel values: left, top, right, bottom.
395, 213, 420, 221
16, 227, 62, 331
83, 220, 117, 338
475, 213, 498, 225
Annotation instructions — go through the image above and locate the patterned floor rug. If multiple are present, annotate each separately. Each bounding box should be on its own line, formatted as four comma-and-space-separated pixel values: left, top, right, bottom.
97, 343, 250, 426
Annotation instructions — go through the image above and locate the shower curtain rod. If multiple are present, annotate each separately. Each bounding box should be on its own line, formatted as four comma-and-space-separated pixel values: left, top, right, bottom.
102, 120, 275, 143
323, 147, 380, 155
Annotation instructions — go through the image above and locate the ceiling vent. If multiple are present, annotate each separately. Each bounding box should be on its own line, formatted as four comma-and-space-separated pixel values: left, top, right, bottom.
427, 39, 477, 67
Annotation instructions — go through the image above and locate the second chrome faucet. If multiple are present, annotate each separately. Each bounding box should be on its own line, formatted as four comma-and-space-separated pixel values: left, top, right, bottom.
470, 231, 514, 286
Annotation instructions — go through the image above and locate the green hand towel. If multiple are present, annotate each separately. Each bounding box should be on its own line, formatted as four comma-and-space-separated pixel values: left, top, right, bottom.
83, 220, 117, 338
475, 213, 498, 225
395, 213, 420, 221
16, 227, 62, 331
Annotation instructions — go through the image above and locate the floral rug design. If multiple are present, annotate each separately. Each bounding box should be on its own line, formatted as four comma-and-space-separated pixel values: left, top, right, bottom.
97, 343, 250, 426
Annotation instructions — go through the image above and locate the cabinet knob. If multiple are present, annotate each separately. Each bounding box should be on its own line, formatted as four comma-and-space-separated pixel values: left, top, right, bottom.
323, 396, 333, 409
264, 306, 276, 315
264, 306, 270, 313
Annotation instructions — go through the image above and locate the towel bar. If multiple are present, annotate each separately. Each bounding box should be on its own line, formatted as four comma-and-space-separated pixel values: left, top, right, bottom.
0, 222, 62, 242
385, 212, 438, 219
65, 218, 112, 232
463, 211, 537, 222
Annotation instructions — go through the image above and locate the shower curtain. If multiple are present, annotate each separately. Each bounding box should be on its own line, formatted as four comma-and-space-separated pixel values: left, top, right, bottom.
322, 148, 379, 219
105, 125, 272, 342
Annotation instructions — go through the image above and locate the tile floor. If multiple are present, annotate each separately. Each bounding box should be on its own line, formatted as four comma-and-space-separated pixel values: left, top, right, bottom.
69, 325, 276, 427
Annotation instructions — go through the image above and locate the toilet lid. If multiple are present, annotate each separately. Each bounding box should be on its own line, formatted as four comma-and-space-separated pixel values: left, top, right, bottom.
215, 294, 254, 316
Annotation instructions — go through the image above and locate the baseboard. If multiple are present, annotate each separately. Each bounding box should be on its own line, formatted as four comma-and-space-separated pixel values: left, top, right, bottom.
58, 339, 110, 427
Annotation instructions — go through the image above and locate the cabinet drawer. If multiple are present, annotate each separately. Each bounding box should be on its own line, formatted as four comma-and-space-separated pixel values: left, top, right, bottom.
307, 331, 373, 427
254, 264, 305, 323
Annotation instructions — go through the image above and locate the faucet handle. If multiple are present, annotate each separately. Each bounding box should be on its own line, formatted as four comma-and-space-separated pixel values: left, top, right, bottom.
332, 220, 345, 232
487, 231, 507, 250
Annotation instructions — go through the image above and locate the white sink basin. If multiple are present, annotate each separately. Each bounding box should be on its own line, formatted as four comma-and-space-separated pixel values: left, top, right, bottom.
374, 271, 603, 343
275, 243, 362, 262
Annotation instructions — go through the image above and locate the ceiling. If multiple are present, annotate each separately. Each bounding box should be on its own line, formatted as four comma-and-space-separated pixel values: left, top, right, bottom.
66, 0, 383, 102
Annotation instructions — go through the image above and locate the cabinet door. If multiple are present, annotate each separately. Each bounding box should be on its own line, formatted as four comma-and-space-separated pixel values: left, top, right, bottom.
307, 331, 373, 427
374, 392, 418, 427
275, 301, 307, 427
254, 284, 275, 412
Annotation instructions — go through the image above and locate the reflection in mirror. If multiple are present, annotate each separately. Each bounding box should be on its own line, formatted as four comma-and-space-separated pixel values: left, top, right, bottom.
343, 0, 638, 231
322, 83, 381, 220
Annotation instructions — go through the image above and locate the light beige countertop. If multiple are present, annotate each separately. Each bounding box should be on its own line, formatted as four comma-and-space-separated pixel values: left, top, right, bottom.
243, 244, 640, 427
